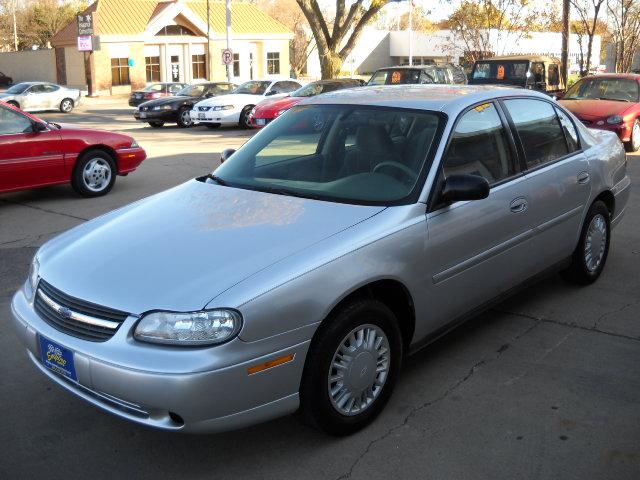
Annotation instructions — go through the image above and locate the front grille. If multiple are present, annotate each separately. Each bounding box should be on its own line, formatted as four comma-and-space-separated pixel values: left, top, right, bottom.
35, 280, 129, 342
199, 106, 211, 111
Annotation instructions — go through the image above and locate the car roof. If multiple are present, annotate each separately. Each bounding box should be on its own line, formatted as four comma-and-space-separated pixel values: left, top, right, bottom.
300, 84, 551, 115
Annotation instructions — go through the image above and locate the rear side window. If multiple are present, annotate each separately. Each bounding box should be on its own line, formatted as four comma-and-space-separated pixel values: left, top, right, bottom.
443, 102, 516, 185
555, 107, 580, 152
503, 99, 568, 168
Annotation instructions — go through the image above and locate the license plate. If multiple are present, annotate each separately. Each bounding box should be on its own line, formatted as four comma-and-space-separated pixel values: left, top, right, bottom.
39, 335, 77, 382
140, 112, 147, 119
198, 113, 206, 120
256, 119, 266, 126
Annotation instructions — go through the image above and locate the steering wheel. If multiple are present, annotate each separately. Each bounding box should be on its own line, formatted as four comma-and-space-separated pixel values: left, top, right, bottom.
373, 161, 418, 183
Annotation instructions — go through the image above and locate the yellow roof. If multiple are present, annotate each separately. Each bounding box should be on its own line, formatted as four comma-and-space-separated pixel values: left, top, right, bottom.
52, 0, 291, 45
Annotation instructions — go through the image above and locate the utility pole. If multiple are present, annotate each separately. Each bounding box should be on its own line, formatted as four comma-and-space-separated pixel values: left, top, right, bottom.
207, 0, 211, 80
408, 0, 413, 66
226, 0, 232, 82
561, 0, 570, 86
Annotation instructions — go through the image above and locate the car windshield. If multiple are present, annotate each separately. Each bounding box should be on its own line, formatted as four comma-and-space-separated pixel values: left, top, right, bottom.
233, 81, 271, 95
177, 84, 206, 97
5, 83, 30, 94
292, 82, 352, 97
564, 77, 639, 102
472, 61, 529, 82
211, 105, 443, 205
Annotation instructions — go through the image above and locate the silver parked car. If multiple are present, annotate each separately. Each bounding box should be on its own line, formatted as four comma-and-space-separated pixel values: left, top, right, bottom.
0, 82, 81, 113
11, 86, 630, 435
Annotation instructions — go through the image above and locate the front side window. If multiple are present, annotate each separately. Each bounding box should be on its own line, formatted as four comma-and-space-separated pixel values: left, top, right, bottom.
192, 54, 206, 79
548, 64, 560, 85
111, 58, 130, 86
503, 99, 569, 168
368, 70, 388, 86
443, 103, 516, 185
145, 56, 160, 82
0, 106, 33, 135
267, 52, 280, 75
212, 105, 443, 205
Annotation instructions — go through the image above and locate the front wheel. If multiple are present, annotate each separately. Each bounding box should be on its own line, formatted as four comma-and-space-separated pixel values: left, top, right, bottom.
239, 105, 253, 129
71, 149, 116, 197
298, 299, 403, 436
177, 107, 193, 128
625, 119, 639, 152
60, 98, 74, 113
561, 200, 611, 284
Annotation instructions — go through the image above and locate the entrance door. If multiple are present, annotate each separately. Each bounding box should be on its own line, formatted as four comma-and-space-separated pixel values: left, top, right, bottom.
170, 55, 181, 82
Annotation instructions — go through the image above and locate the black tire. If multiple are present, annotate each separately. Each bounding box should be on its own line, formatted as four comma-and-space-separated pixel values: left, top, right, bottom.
71, 149, 117, 197
298, 299, 403, 436
177, 107, 193, 128
205, 123, 221, 129
624, 119, 639, 152
7, 100, 19, 109
239, 105, 253, 129
59, 98, 74, 113
148, 121, 164, 128
561, 200, 611, 285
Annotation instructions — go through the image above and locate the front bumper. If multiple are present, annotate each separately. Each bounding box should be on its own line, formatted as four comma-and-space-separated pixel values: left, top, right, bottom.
133, 109, 178, 122
190, 108, 240, 125
10, 287, 309, 433
116, 147, 146, 174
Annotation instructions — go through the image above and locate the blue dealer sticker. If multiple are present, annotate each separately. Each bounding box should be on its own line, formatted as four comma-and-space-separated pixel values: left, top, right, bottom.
39, 336, 78, 382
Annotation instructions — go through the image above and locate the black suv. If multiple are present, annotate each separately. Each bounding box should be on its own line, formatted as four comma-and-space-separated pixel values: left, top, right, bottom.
134, 82, 237, 128
367, 65, 467, 86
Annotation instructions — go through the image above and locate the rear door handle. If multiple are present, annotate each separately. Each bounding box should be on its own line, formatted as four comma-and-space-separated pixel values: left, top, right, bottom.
577, 172, 590, 184
510, 197, 528, 213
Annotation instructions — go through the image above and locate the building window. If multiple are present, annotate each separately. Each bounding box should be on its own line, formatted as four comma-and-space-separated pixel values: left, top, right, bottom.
145, 56, 160, 82
233, 53, 240, 77
267, 52, 280, 75
111, 58, 130, 86
192, 54, 206, 79
156, 25, 196, 36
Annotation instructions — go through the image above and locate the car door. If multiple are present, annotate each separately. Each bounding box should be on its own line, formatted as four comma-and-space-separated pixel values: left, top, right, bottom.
0, 105, 65, 193
501, 97, 591, 269
41, 84, 60, 109
425, 101, 537, 323
22, 84, 50, 110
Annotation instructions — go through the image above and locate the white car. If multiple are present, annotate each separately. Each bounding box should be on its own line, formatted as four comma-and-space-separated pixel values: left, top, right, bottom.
190, 79, 302, 129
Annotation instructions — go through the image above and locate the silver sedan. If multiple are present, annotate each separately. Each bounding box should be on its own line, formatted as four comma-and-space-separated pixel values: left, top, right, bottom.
0, 82, 81, 112
11, 86, 630, 435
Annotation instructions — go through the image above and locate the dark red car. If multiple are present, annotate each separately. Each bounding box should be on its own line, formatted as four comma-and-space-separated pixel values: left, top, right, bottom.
560, 74, 640, 152
128, 82, 186, 106
0, 101, 146, 197
249, 78, 363, 128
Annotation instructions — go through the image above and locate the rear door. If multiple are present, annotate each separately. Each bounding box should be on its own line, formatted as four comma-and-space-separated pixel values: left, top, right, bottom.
0, 106, 65, 193
425, 101, 536, 324
501, 98, 591, 268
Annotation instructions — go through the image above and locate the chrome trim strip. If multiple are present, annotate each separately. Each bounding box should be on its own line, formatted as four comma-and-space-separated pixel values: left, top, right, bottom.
533, 205, 583, 235
37, 289, 120, 329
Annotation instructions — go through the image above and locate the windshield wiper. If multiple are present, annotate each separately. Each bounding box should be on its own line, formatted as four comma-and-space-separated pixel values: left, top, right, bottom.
205, 174, 227, 186
260, 186, 325, 201
597, 97, 630, 102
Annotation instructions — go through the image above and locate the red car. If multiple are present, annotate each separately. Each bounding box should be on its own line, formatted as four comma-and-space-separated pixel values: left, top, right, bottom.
0, 101, 146, 197
249, 78, 363, 128
559, 74, 640, 152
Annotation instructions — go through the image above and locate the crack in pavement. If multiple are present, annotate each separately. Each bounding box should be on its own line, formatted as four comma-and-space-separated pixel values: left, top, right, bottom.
334, 319, 539, 480
1, 199, 88, 222
593, 300, 640, 330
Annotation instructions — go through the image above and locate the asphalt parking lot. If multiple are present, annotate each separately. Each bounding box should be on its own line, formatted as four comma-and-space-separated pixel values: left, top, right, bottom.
1, 98, 639, 480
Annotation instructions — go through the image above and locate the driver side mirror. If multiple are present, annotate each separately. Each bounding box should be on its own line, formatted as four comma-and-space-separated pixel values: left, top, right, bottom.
220, 148, 236, 164
440, 174, 489, 204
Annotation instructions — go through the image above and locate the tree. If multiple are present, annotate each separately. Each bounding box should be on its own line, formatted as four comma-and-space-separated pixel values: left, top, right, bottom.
295, 0, 391, 79
569, 0, 606, 76
607, 0, 640, 72
398, 6, 435, 32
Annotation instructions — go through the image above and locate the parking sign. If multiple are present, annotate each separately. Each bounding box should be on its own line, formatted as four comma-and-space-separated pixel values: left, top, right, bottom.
222, 48, 233, 66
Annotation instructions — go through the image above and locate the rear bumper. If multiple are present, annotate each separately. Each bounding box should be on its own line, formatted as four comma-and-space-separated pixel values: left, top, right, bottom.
116, 147, 146, 174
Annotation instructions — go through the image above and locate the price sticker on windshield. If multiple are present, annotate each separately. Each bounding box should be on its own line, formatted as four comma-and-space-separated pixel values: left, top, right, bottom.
391, 71, 402, 84
497, 65, 505, 80
474, 103, 491, 113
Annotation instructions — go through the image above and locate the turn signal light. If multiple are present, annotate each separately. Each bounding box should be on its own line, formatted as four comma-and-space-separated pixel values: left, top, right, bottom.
247, 354, 295, 375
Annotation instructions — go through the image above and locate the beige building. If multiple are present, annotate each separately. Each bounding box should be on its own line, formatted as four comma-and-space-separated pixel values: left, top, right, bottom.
51, 0, 293, 95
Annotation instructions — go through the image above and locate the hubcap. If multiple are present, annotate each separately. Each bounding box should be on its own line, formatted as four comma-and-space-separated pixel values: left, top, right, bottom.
181, 110, 192, 125
82, 158, 111, 192
584, 213, 607, 272
328, 324, 390, 416
632, 122, 640, 150
62, 100, 71, 111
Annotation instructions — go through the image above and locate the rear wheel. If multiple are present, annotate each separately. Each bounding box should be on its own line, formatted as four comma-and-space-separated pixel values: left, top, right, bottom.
205, 123, 221, 129
561, 200, 610, 284
298, 299, 403, 436
239, 105, 253, 129
7, 100, 19, 109
177, 107, 193, 128
148, 121, 164, 128
625, 119, 640, 152
60, 98, 74, 113
71, 149, 116, 197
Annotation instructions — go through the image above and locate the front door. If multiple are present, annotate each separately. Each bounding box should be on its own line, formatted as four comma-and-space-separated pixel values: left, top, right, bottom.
170, 55, 181, 82
0, 105, 65, 193
423, 102, 535, 332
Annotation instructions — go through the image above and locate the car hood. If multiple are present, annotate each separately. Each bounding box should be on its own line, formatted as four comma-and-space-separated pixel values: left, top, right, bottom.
196, 93, 263, 107
138, 95, 194, 108
37, 180, 384, 315
254, 96, 301, 115
560, 99, 634, 119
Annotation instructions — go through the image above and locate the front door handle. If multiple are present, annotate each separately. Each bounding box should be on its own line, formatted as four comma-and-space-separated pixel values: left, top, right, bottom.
577, 172, 590, 184
510, 197, 528, 213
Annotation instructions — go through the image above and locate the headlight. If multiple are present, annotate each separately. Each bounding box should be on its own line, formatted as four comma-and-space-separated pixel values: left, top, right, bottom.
153, 105, 173, 111
27, 256, 39, 298
130, 139, 139, 148
606, 115, 623, 125
134, 309, 242, 346
213, 105, 234, 111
